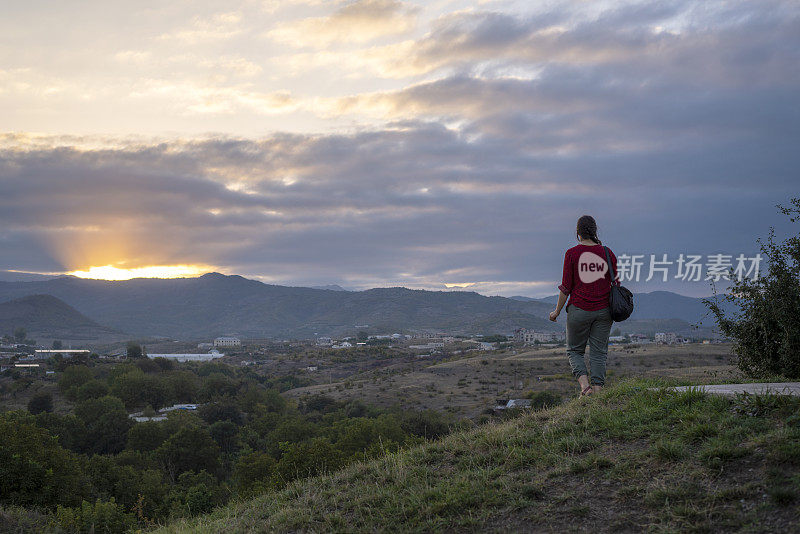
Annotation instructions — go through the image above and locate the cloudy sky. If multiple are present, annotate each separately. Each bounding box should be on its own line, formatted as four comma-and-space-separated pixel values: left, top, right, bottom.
1, 0, 798, 297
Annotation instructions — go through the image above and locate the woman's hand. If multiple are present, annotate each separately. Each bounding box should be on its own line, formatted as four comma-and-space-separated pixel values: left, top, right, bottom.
549, 310, 559, 322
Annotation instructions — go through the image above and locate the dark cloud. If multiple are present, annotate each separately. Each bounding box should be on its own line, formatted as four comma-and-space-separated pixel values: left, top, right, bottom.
1, 0, 798, 296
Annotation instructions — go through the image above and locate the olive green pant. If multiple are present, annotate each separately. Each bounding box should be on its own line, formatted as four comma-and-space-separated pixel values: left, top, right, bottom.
566, 305, 613, 386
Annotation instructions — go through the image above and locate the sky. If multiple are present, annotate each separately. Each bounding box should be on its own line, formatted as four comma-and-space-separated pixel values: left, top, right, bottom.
1, 0, 798, 297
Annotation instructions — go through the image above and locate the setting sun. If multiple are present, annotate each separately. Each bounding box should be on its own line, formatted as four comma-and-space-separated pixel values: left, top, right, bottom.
67, 264, 212, 280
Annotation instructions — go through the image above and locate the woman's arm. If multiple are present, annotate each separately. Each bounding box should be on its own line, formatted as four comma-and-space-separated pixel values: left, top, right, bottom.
549, 290, 568, 321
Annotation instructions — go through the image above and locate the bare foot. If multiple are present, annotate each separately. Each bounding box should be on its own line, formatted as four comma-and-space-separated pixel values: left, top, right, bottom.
592, 385, 603, 395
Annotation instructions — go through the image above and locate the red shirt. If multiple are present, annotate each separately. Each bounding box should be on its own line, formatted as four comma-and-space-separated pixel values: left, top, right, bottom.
558, 244, 618, 311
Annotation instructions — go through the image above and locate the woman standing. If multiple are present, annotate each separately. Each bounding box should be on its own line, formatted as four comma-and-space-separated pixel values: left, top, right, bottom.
548, 215, 617, 396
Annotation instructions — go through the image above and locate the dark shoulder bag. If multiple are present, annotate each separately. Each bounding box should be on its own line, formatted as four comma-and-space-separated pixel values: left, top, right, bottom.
603, 246, 634, 322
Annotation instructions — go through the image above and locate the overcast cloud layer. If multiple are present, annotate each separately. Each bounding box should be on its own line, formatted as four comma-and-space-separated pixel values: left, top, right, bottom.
1, 0, 798, 296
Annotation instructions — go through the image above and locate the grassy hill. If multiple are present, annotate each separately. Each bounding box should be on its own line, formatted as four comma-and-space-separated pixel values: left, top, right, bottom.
157, 378, 800, 533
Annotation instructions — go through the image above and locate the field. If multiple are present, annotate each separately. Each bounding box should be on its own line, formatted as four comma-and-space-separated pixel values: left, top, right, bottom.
283, 343, 739, 418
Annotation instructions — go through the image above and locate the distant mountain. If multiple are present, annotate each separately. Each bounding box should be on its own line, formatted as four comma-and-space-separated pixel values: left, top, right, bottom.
0, 274, 558, 340
512, 290, 725, 327
0, 294, 122, 341
0, 270, 58, 282
310, 284, 350, 291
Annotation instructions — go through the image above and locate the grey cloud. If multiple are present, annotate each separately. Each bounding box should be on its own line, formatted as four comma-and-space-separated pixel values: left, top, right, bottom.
1, 0, 797, 296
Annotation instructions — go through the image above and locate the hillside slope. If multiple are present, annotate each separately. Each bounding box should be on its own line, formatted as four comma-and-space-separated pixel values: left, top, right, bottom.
157, 379, 800, 533
0, 294, 121, 341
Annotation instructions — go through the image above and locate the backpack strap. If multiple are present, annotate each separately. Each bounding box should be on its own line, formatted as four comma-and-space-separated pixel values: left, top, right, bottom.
603, 246, 618, 285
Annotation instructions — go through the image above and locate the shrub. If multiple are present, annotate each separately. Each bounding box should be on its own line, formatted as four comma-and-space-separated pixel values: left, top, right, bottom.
527, 390, 561, 410
56, 499, 135, 533
704, 198, 800, 378
75, 379, 109, 401
27, 391, 53, 414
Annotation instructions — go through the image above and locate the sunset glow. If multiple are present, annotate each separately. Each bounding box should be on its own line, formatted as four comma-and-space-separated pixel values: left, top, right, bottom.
68, 265, 211, 281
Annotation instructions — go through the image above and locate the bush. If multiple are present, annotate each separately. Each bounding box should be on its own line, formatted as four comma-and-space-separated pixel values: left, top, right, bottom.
56, 499, 135, 533
704, 198, 800, 378
74, 396, 132, 455
27, 391, 53, 415
75, 379, 109, 401
527, 390, 561, 410
0, 413, 89, 508
58, 365, 93, 399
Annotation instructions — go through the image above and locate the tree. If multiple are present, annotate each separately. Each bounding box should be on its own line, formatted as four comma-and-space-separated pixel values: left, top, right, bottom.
274, 437, 342, 483
58, 365, 94, 399
34, 412, 87, 453
126, 342, 144, 359
111, 370, 169, 410
27, 391, 53, 415
209, 421, 240, 455
164, 371, 199, 403
75, 379, 109, 401
127, 421, 168, 452
156, 426, 221, 482
52, 339, 63, 350
0, 413, 89, 508
234, 451, 277, 497
705, 198, 800, 378
13, 327, 27, 343
198, 401, 242, 425
74, 396, 132, 455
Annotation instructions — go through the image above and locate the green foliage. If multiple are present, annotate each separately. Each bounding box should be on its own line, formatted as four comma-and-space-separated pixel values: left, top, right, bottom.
234, 451, 277, 497
74, 395, 132, 455
56, 499, 135, 533
111, 369, 169, 410
400, 409, 452, 440
209, 421, 240, 455
0, 412, 89, 508
75, 379, 109, 401
126, 342, 144, 359
274, 437, 343, 483
198, 372, 239, 400
34, 412, 87, 452
27, 391, 53, 414
198, 401, 242, 425
526, 390, 562, 410
163, 371, 200, 403
704, 198, 800, 378
157, 426, 221, 482
127, 421, 169, 452
13, 327, 26, 343
58, 365, 93, 399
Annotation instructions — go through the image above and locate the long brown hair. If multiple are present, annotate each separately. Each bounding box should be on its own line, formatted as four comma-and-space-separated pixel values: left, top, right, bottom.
576, 215, 601, 244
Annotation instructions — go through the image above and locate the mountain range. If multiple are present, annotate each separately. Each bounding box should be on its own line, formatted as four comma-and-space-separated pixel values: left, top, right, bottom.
0, 274, 725, 342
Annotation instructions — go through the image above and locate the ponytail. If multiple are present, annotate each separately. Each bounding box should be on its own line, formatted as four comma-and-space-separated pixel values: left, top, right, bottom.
576, 215, 601, 244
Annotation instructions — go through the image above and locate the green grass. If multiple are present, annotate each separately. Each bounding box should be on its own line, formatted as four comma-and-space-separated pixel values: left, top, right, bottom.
155, 378, 800, 533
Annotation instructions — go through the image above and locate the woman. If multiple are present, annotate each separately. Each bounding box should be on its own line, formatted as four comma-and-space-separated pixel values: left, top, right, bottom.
548, 215, 617, 396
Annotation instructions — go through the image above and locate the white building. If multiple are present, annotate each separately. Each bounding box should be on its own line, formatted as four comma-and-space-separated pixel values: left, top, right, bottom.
148, 350, 224, 362
514, 329, 564, 343
214, 336, 241, 348
33, 349, 91, 359
655, 332, 678, 344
